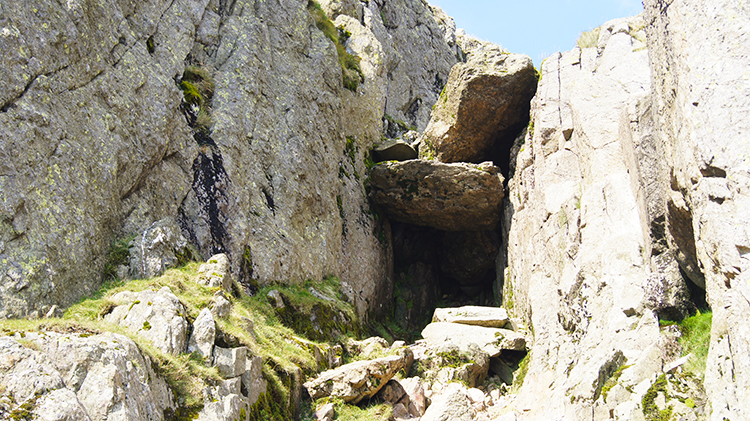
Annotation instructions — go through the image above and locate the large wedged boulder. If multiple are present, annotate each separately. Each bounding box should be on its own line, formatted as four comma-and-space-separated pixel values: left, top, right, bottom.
304, 347, 414, 404
369, 160, 504, 231
420, 44, 538, 163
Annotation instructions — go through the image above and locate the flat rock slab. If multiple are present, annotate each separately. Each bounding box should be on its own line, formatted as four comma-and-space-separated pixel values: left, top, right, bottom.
369, 160, 504, 231
421, 322, 526, 357
432, 306, 510, 328
304, 348, 413, 404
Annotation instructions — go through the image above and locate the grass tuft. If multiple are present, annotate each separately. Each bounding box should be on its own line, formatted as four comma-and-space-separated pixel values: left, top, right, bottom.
577, 27, 601, 49
307, 0, 364, 91
678, 310, 712, 376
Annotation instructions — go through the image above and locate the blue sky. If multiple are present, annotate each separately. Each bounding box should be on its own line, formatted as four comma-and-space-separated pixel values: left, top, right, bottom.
429, 0, 644, 65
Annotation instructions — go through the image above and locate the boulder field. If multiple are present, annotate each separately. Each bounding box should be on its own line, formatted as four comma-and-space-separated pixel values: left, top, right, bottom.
1, 0, 749, 419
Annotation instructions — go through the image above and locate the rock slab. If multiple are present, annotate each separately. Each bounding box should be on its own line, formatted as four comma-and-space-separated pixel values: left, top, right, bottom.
432, 306, 510, 328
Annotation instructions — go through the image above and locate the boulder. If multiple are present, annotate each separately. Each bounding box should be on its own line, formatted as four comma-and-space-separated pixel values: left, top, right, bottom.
188, 307, 216, 359
196, 254, 232, 291
304, 347, 414, 404
421, 382, 475, 421
373, 139, 418, 162
432, 306, 510, 328
314, 402, 335, 421
421, 322, 526, 357
197, 378, 246, 421
410, 342, 489, 388
420, 44, 537, 163
241, 355, 267, 406
0, 331, 173, 420
130, 218, 199, 279
211, 290, 232, 318
213, 346, 247, 379
369, 160, 504, 231
400, 377, 427, 416
104, 286, 189, 354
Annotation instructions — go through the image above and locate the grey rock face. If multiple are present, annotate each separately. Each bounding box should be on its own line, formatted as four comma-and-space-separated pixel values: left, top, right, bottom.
420, 44, 537, 163
644, 0, 750, 418
501, 15, 668, 418
130, 217, 198, 279
0, 0, 458, 321
0, 331, 174, 420
369, 160, 504, 231
104, 286, 189, 354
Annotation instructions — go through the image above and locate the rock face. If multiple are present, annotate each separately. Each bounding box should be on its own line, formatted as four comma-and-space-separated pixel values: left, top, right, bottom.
643, 0, 750, 418
129, 217, 198, 279
0, 0, 461, 320
369, 160, 504, 231
500, 15, 677, 419
420, 42, 537, 163
0, 331, 174, 420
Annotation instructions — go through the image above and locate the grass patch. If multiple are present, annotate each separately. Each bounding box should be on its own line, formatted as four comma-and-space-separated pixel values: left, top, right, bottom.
314, 397, 393, 421
307, 0, 363, 91
678, 310, 712, 376
577, 27, 601, 49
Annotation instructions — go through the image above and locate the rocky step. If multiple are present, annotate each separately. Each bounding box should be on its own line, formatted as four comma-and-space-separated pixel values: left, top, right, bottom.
421, 322, 527, 358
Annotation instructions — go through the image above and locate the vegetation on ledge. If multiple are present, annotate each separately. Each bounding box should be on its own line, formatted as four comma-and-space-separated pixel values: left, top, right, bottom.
307, 0, 364, 91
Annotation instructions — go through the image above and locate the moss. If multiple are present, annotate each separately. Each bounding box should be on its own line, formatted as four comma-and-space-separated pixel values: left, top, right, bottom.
9, 391, 42, 420
642, 374, 672, 421
179, 81, 202, 107
336, 195, 344, 219
511, 353, 530, 392
178, 66, 215, 133
601, 363, 630, 402
307, 1, 363, 91
142, 320, 152, 331
146, 36, 155, 54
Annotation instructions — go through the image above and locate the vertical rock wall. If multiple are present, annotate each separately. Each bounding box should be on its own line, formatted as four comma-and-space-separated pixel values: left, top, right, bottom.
501, 16, 677, 418
644, 0, 750, 418
0, 0, 459, 319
